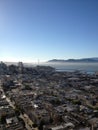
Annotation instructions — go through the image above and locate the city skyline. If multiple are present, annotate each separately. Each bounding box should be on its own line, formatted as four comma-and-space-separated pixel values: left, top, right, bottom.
0, 0, 98, 62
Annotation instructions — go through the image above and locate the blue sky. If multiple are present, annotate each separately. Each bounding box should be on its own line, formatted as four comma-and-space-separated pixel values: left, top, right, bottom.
0, 0, 98, 62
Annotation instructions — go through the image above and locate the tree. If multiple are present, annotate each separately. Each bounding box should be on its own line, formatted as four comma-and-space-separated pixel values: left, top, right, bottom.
0, 115, 6, 124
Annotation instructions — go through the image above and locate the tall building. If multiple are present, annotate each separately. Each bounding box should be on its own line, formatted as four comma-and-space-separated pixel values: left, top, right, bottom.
18, 62, 24, 73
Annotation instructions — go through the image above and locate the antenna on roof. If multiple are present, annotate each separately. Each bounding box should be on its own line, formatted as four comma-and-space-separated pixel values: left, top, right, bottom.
38, 59, 39, 65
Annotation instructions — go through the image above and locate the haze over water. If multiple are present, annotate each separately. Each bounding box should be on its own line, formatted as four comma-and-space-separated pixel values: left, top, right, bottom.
42, 62, 98, 73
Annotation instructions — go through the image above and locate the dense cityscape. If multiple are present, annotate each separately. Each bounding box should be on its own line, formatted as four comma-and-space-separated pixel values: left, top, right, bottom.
0, 62, 98, 130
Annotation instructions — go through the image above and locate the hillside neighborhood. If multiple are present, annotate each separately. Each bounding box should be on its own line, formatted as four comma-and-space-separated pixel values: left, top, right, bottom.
0, 62, 98, 130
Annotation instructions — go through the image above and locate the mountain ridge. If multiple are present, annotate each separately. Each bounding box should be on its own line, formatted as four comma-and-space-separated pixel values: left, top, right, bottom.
48, 58, 98, 63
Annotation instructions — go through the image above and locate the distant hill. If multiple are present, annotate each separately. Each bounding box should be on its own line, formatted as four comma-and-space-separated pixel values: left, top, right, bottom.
48, 58, 98, 63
